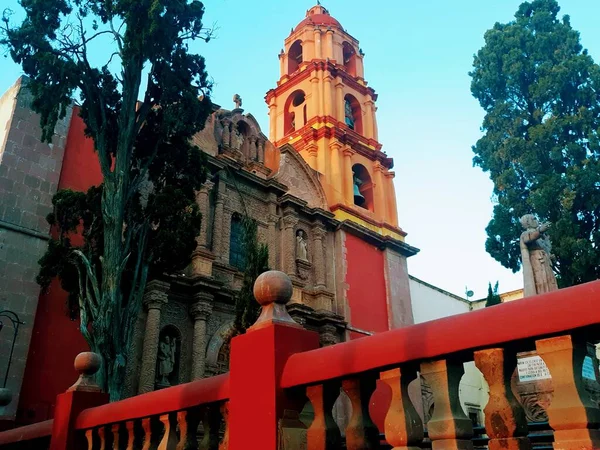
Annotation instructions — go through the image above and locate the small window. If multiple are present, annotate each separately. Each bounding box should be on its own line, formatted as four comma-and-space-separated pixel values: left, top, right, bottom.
343, 42, 357, 77
288, 40, 303, 74
352, 164, 374, 212
344, 94, 363, 134
229, 215, 246, 270
285, 90, 306, 135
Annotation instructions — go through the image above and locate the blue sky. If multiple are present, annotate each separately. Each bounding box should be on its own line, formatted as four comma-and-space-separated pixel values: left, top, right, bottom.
1, 0, 599, 299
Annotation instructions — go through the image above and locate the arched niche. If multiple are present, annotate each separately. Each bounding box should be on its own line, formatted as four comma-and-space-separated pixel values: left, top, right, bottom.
344, 94, 363, 135
206, 322, 236, 375
284, 90, 307, 136
155, 325, 182, 388
342, 42, 357, 77
352, 163, 374, 212
288, 40, 303, 74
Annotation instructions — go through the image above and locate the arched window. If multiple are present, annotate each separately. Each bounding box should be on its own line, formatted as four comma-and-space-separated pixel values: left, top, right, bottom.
229, 214, 246, 270
284, 90, 306, 135
342, 42, 357, 77
352, 164, 374, 211
288, 40, 303, 74
344, 94, 363, 134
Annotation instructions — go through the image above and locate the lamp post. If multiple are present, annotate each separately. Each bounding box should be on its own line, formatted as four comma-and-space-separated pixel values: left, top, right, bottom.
0, 310, 25, 407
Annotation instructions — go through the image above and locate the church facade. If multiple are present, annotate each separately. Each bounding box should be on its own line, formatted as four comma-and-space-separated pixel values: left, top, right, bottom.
0, 4, 418, 426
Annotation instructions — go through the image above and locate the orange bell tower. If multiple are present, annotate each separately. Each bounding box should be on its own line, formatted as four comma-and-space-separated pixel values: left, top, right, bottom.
266, 4, 404, 240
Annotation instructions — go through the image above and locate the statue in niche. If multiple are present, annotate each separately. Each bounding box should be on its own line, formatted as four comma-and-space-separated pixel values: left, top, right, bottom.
233, 94, 243, 109
231, 127, 244, 151
296, 230, 308, 261
520, 214, 558, 297
156, 335, 177, 386
344, 99, 355, 130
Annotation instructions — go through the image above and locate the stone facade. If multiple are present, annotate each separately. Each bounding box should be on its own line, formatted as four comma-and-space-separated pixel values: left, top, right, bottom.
0, 78, 72, 422
122, 108, 351, 395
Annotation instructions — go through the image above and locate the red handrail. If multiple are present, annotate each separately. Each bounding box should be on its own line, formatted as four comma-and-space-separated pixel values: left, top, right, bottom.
0, 420, 53, 445
75, 373, 229, 430
281, 280, 600, 388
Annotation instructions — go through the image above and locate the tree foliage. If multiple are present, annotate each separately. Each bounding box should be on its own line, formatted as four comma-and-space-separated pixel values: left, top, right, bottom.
470, 0, 600, 287
2, 0, 213, 399
485, 281, 502, 307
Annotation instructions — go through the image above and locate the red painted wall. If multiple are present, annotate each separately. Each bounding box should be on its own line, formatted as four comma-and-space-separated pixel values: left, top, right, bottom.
17, 109, 101, 425
344, 233, 389, 337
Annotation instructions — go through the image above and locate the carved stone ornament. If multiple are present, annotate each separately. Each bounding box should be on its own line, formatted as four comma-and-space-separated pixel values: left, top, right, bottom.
296, 258, 312, 281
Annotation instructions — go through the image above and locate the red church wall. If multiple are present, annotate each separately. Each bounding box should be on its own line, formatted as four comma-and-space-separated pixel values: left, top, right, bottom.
344, 232, 389, 338
16, 108, 101, 425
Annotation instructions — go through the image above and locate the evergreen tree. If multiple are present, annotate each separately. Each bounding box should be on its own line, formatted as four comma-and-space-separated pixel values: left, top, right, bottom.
470, 0, 600, 287
485, 281, 502, 307
2, 0, 213, 400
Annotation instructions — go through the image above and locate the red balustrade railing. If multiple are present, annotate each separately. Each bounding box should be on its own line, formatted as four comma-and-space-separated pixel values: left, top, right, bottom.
0, 271, 599, 450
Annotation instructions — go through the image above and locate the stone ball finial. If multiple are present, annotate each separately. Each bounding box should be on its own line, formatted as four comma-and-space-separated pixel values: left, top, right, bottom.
249, 271, 299, 331
254, 271, 293, 306
0, 388, 12, 407
68, 352, 102, 393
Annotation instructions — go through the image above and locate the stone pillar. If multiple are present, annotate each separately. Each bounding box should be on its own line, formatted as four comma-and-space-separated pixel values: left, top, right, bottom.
282, 214, 298, 277
343, 147, 355, 205
310, 75, 320, 118
314, 28, 322, 60
335, 80, 345, 122
267, 207, 279, 270
317, 68, 324, 118
307, 144, 318, 171
325, 28, 334, 60
212, 182, 226, 260
138, 280, 170, 394
249, 136, 258, 161
364, 100, 374, 139
323, 75, 333, 117
356, 54, 365, 79
196, 181, 214, 249
279, 51, 285, 78
385, 172, 399, 227
312, 225, 327, 289
222, 121, 231, 148
257, 139, 265, 163
190, 294, 213, 380
268, 100, 277, 142
372, 105, 379, 141
373, 162, 388, 220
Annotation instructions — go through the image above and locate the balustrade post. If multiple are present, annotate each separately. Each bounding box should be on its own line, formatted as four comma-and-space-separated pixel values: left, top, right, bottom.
420, 359, 474, 450
342, 377, 379, 450
536, 334, 600, 449
49, 353, 109, 450
380, 366, 424, 450
306, 381, 342, 449
228, 271, 320, 450
473, 348, 530, 450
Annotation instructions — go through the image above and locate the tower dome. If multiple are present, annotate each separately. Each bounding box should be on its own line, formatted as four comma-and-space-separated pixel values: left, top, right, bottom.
294, 4, 343, 32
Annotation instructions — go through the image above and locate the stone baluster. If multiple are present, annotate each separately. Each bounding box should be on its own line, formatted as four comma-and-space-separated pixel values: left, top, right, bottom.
212, 182, 225, 260
474, 348, 530, 450
190, 294, 213, 380
219, 401, 230, 450
312, 225, 327, 289
342, 377, 379, 450
138, 281, 169, 394
380, 366, 424, 450
111, 423, 121, 450
125, 421, 134, 450
177, 409, 201, 450
201, 403, 222, 450
158, 413, 177, 450
98, 426, 106, 450
536, 334, 600, 449
420, 359, 474, 450
141, 417, 156, 450
306, 382, 342, 449
282, 214, 298, 278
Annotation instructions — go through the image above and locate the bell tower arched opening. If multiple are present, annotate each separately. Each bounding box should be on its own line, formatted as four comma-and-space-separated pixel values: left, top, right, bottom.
343, 42, 357, 77
352, 164, 374, 212
344, 94, 363, 135
284, 90, 307, 136
288, 40, 303, 74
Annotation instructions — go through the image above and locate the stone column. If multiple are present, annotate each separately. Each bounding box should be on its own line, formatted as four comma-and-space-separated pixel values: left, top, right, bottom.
335, 80, 345, 122
356, 54, 365, 79
222, 121, 231, 148
325, 28, 334, 60
282, 214, 299, 277
323, 75, 333, 117
372, 105, 379, 141
311, 75, 320, 118
196, 181, 215, 249
373, 162, 388, 220
364, 100, 374, 139
212, 182, 225, 260
307, 144, 318, 171
314, 28, 322, 60
267, 205, 279, 270
343, 147, 355, 205
190, 294, 214, 380
312, 225, 327, 289
317, 68, 324, 117
268, 100, 277, 142
257, 139, 265, 163
385, 172, 399, 227
248, 136, 257, 161
138, 280, 170, 394
279, 50, 285, 78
